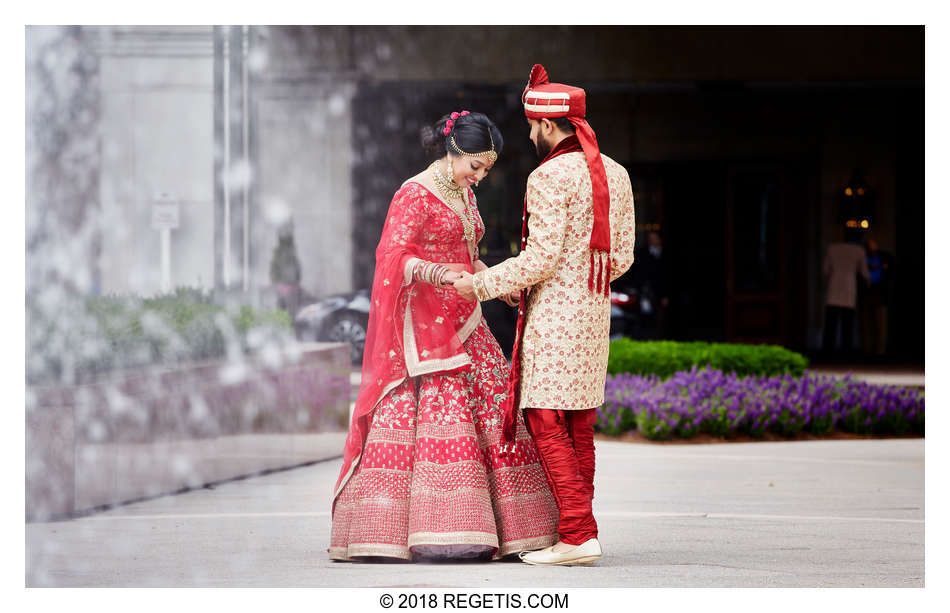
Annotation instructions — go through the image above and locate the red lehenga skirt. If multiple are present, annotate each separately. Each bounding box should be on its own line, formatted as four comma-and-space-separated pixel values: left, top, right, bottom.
329, 319, 559, 561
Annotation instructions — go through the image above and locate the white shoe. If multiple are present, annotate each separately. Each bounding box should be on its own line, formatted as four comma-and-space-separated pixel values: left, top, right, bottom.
518, 538, 602, 566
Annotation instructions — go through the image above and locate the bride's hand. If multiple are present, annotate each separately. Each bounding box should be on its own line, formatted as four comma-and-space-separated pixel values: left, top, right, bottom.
453, 271, 476, 301
435, 263, 465, 287
501, 291, 521, 307
440, 270, 463, 286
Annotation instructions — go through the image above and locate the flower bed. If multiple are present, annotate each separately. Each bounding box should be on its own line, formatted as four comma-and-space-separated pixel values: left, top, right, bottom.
598, 367, 924, 441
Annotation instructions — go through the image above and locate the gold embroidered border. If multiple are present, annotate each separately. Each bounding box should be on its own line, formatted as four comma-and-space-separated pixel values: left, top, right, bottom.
415, 421, 475, 437
472, 270, 491, 302
495, 534, 559, 558
366, 427, 416, 446
346, 466, 418, 476
411, 431, 480, 442
456, 307, 482, 345
403, 257, 422, 286
408, 531, 499, 548
403, 294, 482, 377
410, 459, 485, 470
333, 534, 557, 559
330, 543, 412, 561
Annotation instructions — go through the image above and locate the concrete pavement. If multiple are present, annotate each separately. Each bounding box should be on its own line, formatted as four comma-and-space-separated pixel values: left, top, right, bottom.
25, 437, 923, 587
807, 364, 925, 388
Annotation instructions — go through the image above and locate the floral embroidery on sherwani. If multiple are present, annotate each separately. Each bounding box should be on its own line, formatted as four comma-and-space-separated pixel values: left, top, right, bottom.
473, 151, 636, 410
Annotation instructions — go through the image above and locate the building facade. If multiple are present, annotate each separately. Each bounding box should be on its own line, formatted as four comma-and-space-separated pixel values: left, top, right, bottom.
26, 25, 924, 360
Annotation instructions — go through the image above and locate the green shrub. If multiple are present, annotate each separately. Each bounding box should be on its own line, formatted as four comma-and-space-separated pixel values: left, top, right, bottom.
27, 287, 293, 385
607, 338, 808, 378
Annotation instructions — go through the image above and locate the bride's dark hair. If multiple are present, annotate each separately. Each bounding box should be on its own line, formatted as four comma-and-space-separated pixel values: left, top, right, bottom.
420, 112, 504, 161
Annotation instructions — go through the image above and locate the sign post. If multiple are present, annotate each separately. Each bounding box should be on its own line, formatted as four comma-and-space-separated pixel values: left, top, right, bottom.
151, 193, 180, 293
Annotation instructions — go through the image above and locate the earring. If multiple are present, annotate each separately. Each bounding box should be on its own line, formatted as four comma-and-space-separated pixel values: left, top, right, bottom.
447, 159, 455, 184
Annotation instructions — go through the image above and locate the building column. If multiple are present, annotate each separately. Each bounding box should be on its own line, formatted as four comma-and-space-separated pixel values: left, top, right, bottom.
213, 25, 255, 294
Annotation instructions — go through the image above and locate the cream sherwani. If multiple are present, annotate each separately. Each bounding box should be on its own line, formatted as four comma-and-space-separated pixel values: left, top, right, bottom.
472, 151, 636, 410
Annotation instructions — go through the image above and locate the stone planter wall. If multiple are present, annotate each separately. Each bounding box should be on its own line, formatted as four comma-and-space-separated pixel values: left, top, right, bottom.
26, 342, 350, 521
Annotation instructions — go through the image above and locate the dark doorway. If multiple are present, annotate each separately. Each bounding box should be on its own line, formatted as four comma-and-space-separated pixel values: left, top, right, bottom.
618, 161, 729, 342
619, 159, 810, 349
725, 161, 808, 349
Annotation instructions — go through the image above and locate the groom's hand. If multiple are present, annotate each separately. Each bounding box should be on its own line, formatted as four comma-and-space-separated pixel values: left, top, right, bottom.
453, 270, 476, 301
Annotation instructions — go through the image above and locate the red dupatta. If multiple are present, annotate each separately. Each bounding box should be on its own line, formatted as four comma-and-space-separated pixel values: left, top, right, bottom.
332, 182, 481, 512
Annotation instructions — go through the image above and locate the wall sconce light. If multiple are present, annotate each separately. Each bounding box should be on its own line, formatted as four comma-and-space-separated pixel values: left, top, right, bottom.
840, 169, 875, 229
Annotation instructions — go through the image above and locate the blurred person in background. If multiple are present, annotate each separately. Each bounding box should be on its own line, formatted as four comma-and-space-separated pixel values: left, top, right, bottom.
632, 230, 669, 338
860, 236, 895, 358
269, 221, 304, 317
329, 110, 558, 563
822, 228, 870, 358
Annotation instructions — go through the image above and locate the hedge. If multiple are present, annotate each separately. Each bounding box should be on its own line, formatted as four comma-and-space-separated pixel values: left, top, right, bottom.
27, 287, 292, 385
607, 338, 809, 379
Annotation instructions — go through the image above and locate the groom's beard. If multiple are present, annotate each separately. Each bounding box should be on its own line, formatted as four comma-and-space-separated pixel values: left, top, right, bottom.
534, 134, 553, 161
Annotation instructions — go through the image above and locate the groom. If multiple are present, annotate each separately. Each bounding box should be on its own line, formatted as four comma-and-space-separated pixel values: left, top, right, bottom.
454, 64, 636, 566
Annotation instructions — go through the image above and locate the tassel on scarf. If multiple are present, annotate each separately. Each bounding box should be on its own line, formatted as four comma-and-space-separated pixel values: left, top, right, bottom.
499, 364, 521, 449
589, 250, 615, 297
595, 251, 603, 294
501, 386, 517, 448
589, 250, 612, 297
588, 251, 596, 293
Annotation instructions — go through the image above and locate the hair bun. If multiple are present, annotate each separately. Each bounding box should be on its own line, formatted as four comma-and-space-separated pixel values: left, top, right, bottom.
420, 119, 448, 159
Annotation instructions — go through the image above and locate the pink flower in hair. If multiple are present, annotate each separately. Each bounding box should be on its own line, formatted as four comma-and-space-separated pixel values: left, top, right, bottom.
460, 110, 470, 116
450, 112, 460, 120
442, 126, 451, 135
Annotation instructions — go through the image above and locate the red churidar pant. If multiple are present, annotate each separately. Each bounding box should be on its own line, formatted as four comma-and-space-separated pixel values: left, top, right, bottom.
523, 408, 598, 545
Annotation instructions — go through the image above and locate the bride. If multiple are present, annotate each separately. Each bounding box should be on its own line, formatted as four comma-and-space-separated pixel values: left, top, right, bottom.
329, 110, 558, 561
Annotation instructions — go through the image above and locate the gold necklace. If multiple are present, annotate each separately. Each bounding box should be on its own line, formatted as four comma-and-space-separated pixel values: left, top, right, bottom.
431, 160, 465, 202
429, 161, 477, 258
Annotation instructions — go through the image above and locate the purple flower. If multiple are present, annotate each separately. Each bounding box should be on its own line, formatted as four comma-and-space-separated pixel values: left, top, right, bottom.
597, 368, 924, 439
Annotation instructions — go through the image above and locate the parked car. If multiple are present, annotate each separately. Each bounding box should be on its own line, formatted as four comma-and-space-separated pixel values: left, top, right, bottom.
297, 285, 647, 364
609, 288, 639, 340
294, 289, 370, 364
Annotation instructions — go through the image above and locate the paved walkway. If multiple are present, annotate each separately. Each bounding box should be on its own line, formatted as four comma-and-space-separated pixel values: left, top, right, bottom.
26, 437, 923, 588
807, 364, 924, 388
